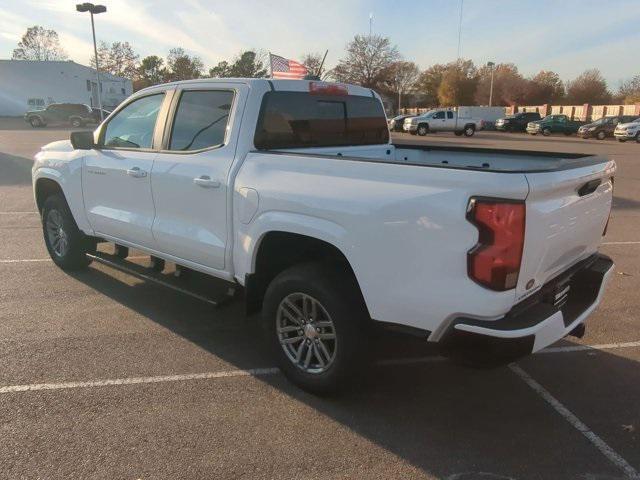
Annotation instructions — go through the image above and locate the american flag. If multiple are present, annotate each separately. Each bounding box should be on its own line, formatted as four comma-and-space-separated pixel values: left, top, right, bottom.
270, 53, 308, 80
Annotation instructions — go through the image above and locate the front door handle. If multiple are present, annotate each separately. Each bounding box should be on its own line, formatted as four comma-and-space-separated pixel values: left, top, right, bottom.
193, 175, 220, 188
126, 166, 147, 178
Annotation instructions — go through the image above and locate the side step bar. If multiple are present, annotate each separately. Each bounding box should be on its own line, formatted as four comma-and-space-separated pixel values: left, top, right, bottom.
87, 251, 236, 307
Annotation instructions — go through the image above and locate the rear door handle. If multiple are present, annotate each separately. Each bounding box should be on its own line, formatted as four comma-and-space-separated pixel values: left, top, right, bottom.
126, 166, 147, 178
193, 175, 220, 188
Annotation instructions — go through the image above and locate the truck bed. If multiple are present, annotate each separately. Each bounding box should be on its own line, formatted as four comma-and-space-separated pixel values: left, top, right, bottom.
270, 143, 608, 173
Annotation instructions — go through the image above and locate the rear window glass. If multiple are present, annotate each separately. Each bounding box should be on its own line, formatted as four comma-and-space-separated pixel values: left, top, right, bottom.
254, 91, 388, 150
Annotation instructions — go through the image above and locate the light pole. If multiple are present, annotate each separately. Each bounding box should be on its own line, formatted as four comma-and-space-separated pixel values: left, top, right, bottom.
76, 3, 107, 121
487, 61, 495, 107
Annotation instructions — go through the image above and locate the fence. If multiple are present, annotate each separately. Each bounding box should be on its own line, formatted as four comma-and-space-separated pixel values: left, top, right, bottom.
509, 103, 640, 122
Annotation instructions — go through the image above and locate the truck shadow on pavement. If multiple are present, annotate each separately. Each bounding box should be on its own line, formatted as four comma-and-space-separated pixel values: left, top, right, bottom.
0, 152, 32, 186
66, 261, 639, 480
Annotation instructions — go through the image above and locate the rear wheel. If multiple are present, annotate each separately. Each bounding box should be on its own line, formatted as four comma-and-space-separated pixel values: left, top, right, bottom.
70, 117, 84, 128
464, 125, 475, 137
263, 262, 367, 394
417, 124, 429, 136
42, 194, 94, 270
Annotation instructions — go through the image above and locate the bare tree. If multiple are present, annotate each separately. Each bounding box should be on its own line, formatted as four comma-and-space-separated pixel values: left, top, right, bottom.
566, 69, 610, 104
90, 41, 139, 79
618, 74, 640, 103
383, 61, 420, 111
166, 48, 204, 81
12, 25, 68, 61
332, 34, 399, 89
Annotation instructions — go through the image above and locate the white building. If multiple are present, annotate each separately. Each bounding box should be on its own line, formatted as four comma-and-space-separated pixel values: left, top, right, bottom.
0, 59, 133, 116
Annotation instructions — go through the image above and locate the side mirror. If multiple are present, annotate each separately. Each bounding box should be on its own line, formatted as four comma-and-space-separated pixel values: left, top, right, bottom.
70, 131, 95, 150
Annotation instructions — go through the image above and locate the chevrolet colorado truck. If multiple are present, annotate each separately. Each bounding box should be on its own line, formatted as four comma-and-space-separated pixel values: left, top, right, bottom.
32, 78, 615, 393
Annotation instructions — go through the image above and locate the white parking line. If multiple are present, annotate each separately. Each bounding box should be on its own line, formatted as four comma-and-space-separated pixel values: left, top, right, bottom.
0, 258, 50, 263
2, 341, 639, 396
0, 211, 38, 215
602, 241, 640, 245
510, 363, 640, 480
0, 368, 280, 394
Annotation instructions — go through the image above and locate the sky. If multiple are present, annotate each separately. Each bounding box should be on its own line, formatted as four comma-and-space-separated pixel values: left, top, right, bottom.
1, 0, 639, 89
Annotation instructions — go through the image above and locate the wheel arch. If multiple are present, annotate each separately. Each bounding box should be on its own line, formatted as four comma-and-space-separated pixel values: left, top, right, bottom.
34, 175, 65, 213
244, 230, 367, 316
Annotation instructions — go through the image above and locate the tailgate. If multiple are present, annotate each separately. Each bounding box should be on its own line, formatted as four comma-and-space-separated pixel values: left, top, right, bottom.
517, 159, 615, 300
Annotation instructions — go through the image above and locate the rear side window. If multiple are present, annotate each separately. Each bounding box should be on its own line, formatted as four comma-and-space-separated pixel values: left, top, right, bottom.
169, 90, 234, 151
254, 91, 388, 150
447, 111, 454, 119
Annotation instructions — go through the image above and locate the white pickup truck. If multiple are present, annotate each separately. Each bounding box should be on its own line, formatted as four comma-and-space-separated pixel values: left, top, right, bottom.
32, 78, 615, 393
403, 107, 504, 137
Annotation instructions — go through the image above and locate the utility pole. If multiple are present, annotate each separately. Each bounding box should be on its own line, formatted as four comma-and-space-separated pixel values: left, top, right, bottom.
457, 0, 464, 59
76, 3, 107, 121
487, 61, 495, 107
369, 12, 373, 37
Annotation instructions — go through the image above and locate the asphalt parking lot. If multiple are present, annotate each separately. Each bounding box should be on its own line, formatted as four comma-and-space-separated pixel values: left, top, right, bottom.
1, 118, 639, 480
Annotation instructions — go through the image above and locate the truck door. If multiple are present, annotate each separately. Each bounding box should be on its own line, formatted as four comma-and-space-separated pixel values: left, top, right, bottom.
431, 110, 446, 131
150, 84, 247, 271
82, 92, 167, 248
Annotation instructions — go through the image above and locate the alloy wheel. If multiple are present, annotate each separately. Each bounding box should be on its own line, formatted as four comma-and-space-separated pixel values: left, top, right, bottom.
45, 209, 69, 257
276, 292, 337, 374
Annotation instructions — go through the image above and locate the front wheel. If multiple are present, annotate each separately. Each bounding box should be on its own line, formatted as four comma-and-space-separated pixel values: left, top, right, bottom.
263, 262, 367, 394
636, 132, 640, 144
70, 117, 84, 128
417, 124, 429, 136
29, 117, 43, 128
42, 194, 95, 270
596, 131, 606, 140
542, 127, 551, 136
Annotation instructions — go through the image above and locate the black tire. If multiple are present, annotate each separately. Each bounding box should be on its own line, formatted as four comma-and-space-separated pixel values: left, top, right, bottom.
409, 131, 417, 136
542, 127, 551, 136
114, 244, 129, 259
636, 132, 640, 144
42, 194, 94, 270
563, 131, 572, 136
454, 131, 464, 136
618, 138, 626, 143
263, 262, 368, 394
70, 117, 84, 128
596, 130, 606, 140
417, 124, 429, 136
29, 116, 43, 128
463, 125, 475, 137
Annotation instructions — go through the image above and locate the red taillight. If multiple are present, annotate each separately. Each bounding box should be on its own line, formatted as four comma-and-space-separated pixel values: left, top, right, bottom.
467, 198, 526, 291
309, 82, 348, 96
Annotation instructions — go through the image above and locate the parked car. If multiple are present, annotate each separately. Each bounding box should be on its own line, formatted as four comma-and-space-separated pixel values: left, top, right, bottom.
24, 103, 100, 128
614, 118, 640, 143
32, 78, 615, 393
388, 114, 415, 132
577, 115, 638, 140
403, 108, 483, 136
526, 114, 584, 136
495, 112, 541, 132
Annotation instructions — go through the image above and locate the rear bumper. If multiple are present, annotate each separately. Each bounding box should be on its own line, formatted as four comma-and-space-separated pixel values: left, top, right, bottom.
440, 253, 614, 364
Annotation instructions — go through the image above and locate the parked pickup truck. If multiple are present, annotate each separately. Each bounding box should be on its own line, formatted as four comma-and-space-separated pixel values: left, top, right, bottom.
403, 108, 483, 137
526, 114, 584, 136
32, 78, 615, 393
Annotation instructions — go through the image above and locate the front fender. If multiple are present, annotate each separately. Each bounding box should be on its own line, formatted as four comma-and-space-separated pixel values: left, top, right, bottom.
32, 159, 92, 234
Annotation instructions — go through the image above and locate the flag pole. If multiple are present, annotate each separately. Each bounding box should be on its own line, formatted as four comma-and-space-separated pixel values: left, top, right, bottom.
317, 50, 328, 78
